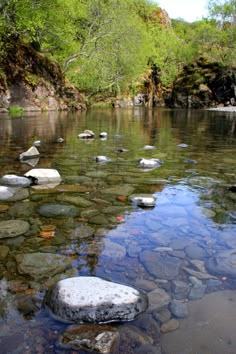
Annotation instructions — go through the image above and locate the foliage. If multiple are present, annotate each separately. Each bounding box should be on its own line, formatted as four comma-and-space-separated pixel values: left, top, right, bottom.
8, 105, 24, 116
0, 0, 235, 98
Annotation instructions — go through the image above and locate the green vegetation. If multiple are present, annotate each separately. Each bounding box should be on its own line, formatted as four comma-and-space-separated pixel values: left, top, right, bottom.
0, 0, 235, 98
8, 105, 24, 116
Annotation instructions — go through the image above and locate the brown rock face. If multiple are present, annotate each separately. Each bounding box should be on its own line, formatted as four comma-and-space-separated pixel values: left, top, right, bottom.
168, 57, 236, 108
0, 35, 85, 112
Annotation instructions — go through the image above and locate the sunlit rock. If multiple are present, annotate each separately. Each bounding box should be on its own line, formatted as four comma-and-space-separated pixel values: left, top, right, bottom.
143, 145, 156, 150
33, 140, 41, 147
92, 156, 111, 163
129, 194, 156, 208
137, 158, 161, 169
78, 129, 95, 139
45, 276, 148, 323
19, 146, 40, 160
24, 168, 61, 185
0, 174, 31, 187
99, 132, 108, 139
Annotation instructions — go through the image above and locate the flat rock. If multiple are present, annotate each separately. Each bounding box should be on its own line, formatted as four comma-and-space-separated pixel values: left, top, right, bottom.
0, 186, 29, 201
24, 168, 61, 185
102, 185, 135, 196
19, 146, 40, 160
0, 175, 31, 187
45, 276, 148, 323
140, 251, 182, 280
206, 249, 236, 278
129, 194, 156, 208
58, 325, 120, 353
37, 203, 79, 218
147, 287, 171, 312
0, 220, 30, 239
15, 252, 72, 279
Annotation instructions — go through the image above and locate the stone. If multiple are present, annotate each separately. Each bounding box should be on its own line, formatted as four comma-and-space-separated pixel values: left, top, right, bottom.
45, 276, 148, 323
92, 156, 111, 163
139, 251, 182, 280
0, 220, 30, 239
58, 324, 120, 353
15, 253, 72, 279
102, 240, 126, 259
185, 244, 208, 260
171, 280, 189, 299
129, 194, 156, 208
137, 158, 161, 169
0, 245, 9, 259
161, 319, 179, 333
24, 168, 61, 185
183, 266, 217, 280
57, 195, 93, 208
0, 175, 31, 187
19, 146, 40, 160
68, 225, 95, 240
169, 300, 189, 318
103, 185, 135, 196
0, 186, 29, 201
206, 249, 236, 278
78, 130, 95, 139
37, 203, 79, 218
147, 287, 171, 312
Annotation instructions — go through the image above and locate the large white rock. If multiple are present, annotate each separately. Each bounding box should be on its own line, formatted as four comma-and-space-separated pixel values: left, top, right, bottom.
19, 146, 40, 160
24, 168, 62, 185
129, 194, 156, 208
0, 174, 31, 187
45, 276, 148, 324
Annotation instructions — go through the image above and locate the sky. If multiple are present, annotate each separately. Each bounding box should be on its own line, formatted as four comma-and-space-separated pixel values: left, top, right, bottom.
155, 0, 209, 22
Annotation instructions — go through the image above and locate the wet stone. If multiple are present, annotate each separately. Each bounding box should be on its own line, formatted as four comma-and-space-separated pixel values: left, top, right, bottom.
102, 240, 126, 259
139, 251, 182, 280
0, 220, 30, 239
0, 186, 29, 201
15, 252, 72, 280
56, 195, 94, 208
161, 319, 179, 333
185, 244, 208, 260
0, 245, 9, 259
68, 225, 95, 240
206, 249, 236, 278
171, 280, 190, 299
45, 276, 148, 323
147, 287, 171, 312
0, 175, 31, 187
58, 324, 120, 353
37, 203, 79, 218
169, 300, 189, 318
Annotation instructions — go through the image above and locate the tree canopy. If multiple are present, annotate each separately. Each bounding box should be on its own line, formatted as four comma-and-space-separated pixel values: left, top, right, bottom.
0, 0, 235, 97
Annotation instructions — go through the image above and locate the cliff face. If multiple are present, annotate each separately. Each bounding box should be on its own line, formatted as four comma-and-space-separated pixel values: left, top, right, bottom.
0, 36, 86, 113
167, 57, 236, 108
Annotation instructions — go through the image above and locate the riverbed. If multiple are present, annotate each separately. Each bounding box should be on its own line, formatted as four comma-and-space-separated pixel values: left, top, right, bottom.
0, 107, 235, 353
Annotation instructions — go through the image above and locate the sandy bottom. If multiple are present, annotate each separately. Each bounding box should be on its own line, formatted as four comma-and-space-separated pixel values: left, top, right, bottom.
161, 290, 236, 354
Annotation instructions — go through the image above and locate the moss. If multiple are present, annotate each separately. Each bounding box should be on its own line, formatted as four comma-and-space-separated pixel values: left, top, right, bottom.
9, 105, 24, 117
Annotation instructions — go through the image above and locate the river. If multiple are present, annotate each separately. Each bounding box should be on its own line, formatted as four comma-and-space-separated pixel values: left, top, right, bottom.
0, 107, 235, 353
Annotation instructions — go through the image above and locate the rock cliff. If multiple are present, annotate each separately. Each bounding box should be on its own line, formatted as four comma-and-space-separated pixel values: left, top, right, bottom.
0, 36, 86, 113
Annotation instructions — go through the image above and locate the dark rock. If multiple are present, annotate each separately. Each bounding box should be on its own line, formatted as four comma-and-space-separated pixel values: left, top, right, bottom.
37, 203, 79, 218
169, 300, 189, 318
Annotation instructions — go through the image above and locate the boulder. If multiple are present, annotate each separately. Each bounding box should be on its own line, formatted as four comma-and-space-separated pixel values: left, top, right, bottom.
37, 203, 79, 218
45, 276, 148, 323
0, 174, 31, 187
78, 130, 95, 139
92, 156, 111, 163
24, 168, 61, 185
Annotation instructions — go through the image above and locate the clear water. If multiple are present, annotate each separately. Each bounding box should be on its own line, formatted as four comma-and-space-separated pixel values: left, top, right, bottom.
0, 108, 235, 353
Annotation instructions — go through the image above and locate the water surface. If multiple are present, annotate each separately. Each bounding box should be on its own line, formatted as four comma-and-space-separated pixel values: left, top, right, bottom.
0, 108, 235, 353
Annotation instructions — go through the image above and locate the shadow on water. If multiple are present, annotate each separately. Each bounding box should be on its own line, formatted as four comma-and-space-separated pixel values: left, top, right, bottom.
0, 107, 235, 353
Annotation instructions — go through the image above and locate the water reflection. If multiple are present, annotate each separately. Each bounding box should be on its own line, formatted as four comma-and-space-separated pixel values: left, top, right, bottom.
0, 108, 235, 353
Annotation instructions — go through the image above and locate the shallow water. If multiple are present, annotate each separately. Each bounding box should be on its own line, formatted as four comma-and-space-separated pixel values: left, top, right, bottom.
0, 107, 235, 353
